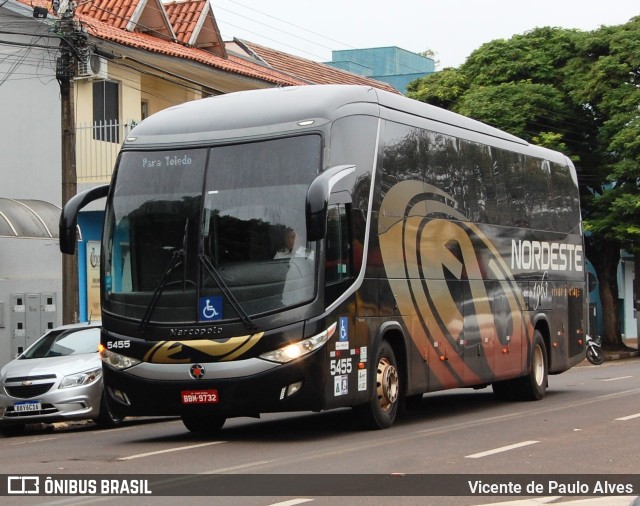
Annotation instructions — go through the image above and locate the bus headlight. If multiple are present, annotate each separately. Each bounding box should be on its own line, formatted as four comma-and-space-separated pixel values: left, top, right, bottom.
99, 345, 141, 370
260, 322, 337, 364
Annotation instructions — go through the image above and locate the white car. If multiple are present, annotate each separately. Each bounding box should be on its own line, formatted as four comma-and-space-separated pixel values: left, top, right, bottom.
0, 323, 121, 436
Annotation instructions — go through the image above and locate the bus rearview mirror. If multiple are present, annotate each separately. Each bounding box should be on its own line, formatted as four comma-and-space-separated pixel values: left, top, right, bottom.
59, 184, 109, 255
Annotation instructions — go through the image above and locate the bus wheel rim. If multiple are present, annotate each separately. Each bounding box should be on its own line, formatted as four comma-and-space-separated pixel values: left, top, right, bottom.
377, 357, 399, 412
533, 345, 544, 385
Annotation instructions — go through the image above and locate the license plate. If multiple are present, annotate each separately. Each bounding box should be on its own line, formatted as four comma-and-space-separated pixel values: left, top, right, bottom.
14, 401, 42, 413
181, 390, 219, 404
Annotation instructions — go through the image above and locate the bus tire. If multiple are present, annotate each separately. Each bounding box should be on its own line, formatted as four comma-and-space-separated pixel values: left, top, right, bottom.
516, 331, 548, 400
181, 413, 226, 434
492, 331, 547, 401
94, 393, 123, 429
354, 340, 400, 430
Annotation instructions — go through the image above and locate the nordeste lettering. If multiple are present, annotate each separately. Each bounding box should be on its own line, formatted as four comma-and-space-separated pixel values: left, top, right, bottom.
511, 240, 583, 272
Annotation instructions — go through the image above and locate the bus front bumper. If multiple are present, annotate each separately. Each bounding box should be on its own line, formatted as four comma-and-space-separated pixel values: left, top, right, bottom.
102, 354, 328, 419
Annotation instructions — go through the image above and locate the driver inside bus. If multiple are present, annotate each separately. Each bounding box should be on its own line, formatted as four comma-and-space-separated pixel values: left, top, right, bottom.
274, 227, 296, 258
274, 227, 314, 260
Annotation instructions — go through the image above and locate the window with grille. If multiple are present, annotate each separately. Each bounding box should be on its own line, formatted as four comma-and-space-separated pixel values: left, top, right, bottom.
93, 80, 120, 143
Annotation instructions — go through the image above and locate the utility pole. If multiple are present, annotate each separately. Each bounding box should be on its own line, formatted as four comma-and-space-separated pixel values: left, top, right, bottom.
55, 3, 87, 324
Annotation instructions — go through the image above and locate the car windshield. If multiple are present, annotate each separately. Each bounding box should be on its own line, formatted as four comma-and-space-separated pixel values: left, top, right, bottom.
21, 328, 100, 359
102, 135, 321, 324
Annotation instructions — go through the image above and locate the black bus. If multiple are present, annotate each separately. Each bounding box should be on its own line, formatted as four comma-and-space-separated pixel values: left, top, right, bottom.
60, 85, 587, 432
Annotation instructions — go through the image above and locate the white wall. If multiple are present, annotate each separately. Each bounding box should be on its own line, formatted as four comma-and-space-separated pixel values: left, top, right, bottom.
0, 237, 62, 367
0, 3, 62, 205
0, 3, 64, 366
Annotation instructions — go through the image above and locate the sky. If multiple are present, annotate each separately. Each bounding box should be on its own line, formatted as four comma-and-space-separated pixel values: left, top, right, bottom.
210, 0, 639, 69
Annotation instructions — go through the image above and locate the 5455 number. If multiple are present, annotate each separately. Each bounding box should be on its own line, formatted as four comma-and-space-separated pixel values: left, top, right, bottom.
330, 358, 352, 376
106, 340, 130, 349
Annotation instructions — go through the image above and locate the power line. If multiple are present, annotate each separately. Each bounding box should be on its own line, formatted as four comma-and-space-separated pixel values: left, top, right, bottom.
211, 4, 336, 61
210, 1, 433, 75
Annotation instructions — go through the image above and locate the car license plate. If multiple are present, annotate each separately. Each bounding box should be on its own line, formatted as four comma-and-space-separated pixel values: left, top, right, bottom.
14, 401, 42, 413
181, 390, 219, 404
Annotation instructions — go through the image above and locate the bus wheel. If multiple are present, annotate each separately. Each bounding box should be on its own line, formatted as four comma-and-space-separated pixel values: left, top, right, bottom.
517, 331, 548, 400
354, 340, 400, 429
94, 393, 123, 429
181, 414, 226, 434
492, 331, 547, 401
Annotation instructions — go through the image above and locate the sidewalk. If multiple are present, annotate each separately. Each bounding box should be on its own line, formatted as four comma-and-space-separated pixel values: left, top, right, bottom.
604, 337, 639, 361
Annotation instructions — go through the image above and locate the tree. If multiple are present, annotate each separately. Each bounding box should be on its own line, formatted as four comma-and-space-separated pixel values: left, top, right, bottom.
418, 49, 440, 69
578, 18, 640, 346
407, 19, 640, 349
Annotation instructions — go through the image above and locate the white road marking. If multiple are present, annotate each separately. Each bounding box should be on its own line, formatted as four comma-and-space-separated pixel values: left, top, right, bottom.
268, 500, 314, 506
6, 436, 58, 446
615, 412, 640, 421
477, 498, 560, 505
479, 497, 631, 505
201, 460, 275, 473
118, 441, 225, 460
596, 388, 640, 399
602, 376, 633, 382
465, 440, 540, 459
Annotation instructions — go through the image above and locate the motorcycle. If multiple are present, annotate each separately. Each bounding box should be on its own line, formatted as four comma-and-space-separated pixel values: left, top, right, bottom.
585, 334, 604, 365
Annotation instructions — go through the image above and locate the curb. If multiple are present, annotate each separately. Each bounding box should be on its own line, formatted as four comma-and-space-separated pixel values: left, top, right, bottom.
604, 350, 640, 361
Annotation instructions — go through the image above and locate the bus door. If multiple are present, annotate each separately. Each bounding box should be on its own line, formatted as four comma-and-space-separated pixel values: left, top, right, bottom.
567, 284, 586, 360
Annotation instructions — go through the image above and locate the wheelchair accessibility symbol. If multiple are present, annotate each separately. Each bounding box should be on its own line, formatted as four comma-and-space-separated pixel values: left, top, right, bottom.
336, 317, 349, 350
339, 317, 348, 341
199, 296, 222, 321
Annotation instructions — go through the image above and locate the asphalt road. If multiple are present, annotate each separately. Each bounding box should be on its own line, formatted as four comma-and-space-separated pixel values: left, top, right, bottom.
1, 357, 639, 506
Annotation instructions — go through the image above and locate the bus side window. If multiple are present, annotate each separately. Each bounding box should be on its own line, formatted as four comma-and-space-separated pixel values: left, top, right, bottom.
325, 203, 351, 285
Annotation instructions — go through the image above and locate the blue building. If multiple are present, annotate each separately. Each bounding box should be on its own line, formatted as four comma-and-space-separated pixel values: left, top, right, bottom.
325, 46, 435, 94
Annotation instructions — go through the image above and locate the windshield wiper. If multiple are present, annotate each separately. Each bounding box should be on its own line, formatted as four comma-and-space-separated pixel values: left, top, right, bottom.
199, 253, 258, 332
138, 220, 189, 333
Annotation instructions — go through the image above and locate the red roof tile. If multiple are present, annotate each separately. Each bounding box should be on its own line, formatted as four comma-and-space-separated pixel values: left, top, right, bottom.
163, 0, 226, 57
76, 0, 140, 29
77, 14, 305, 86
15, 0, 398, 92
164, 0, 203, 44
239, 40, 401, 94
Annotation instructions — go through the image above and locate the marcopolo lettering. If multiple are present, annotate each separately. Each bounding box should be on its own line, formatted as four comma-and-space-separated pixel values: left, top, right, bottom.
169, 327, 222, 337
511, 240, 583, 272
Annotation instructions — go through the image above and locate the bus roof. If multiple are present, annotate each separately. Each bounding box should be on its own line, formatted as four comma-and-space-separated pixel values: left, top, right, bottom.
125, 85, 565, 163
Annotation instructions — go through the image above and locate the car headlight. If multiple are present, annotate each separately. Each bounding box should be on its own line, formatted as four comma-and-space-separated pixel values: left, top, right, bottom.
99, 345, 141, 370
59, 367, 102, 389
260, 322, 336, 364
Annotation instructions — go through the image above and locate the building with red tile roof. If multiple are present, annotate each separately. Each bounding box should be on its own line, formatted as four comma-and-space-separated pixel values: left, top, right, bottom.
19, 0, 397, 92
231, 39, 399, 94
2, 0, 404, 338
163, 0, 226, 57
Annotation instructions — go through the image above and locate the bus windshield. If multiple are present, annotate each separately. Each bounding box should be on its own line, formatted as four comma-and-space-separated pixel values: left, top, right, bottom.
102, 135, 322, 324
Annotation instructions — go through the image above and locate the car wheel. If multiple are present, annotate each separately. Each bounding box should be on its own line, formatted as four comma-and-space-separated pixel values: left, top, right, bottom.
0, 424, 25, 437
